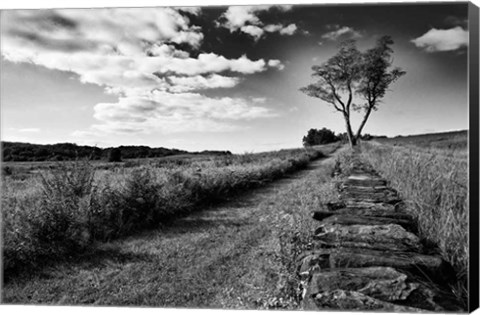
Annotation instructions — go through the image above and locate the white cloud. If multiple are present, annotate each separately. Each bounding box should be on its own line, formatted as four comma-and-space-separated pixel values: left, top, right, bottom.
321, 26, 362, 41
221, 6, 261, 31
411, 26, 468, 52
267, 59, 285, 71
264, 23, 297, 36
251, 97, 267, 103
279, 24, 297, 35
217, 5, 297, 40
1, 8, 284, 136
175, 7, 202, 15
91, 91, 277, 134
264, 24, 283, 33
1, 8, 205, 54
167, 74, 241, 93
240, 25, 265, 40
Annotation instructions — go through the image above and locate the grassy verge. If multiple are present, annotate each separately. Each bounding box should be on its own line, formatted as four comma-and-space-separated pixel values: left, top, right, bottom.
359, 141, 468, 304
2, 144, 338, 279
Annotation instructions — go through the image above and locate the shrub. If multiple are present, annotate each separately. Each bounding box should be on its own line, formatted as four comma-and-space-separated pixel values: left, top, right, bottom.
3, 160, 98, 275
303, 128, 338, 146
108, 148, 122, 162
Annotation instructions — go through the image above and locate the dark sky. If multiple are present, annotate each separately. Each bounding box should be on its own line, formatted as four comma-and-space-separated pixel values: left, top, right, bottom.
1, 2, 470, 152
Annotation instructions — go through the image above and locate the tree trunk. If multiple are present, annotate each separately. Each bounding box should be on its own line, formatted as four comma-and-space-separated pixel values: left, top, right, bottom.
355, 106, 373, 140
343, 114, 357, 147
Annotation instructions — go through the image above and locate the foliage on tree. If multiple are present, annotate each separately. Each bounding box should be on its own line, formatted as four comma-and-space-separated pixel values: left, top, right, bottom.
108, 148, 122, 162
300, 36, 405, 147
303, 128, 338, 146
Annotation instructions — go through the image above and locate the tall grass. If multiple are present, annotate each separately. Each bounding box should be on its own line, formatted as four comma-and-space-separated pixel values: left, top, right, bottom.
2, 146, 334, 277
359, 141, 468, 302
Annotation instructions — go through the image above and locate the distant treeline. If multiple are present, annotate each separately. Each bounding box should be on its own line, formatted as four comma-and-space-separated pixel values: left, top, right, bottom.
302, 128, 385, 146
1, 142, 232, 162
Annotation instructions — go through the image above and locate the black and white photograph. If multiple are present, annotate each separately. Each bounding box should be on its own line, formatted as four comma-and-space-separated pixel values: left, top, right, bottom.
1, 0, 478, 313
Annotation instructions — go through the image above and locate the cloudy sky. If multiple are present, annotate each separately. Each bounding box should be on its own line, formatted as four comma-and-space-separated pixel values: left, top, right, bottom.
0, 1, 470, 152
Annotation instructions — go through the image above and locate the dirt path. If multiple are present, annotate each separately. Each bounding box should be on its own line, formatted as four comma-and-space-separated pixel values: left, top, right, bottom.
3, 152, 340, 308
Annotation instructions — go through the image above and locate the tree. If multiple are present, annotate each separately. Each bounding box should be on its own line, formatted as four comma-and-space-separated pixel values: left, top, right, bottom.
108, 148, 122, 162
300, 36, 405, 147
303, 128, 338, 146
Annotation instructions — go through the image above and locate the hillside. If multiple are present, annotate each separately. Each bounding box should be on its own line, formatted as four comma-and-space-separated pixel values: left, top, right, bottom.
372, 130, 468, 150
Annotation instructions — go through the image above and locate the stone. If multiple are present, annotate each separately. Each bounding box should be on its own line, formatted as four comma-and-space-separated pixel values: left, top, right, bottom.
326, 201, 346, 211
340, 186, 397, 196
339, 208, 413, 220
345, 199, 402, 208
313, 223, 423, 252
341, 190, 400, 203
304, 289, 424, 312
342, 182, 388, 189
306, 267, 418, 302
344, 178, 387, 188
312, 213, 415, 232
346, 202, 398, 211
297, 248, 453, 283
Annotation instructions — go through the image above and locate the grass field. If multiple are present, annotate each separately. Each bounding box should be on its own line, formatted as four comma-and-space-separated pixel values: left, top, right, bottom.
360, 132, 469, 305
2, 145, 344, 307
2, 153, 231, 180
2, 144, 339, 281
374, 129, 467, 151
1, 131, 470, 307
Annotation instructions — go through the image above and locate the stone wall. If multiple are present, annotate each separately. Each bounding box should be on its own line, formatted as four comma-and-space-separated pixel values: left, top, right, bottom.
297, 154, 463, 312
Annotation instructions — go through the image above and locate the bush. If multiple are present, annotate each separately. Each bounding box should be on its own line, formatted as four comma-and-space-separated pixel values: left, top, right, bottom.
3, 160, 98, 274
303, 128, 338, 146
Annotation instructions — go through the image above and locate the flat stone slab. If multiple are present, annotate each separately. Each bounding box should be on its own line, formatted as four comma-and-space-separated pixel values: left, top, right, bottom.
304, 289, 426, 312
302, 268, 458, 311
328, 201, 404, 213
341, 184, 389, 192
314, 208, 413, 220
297, 248, 452, 283
348, 174, 379, 181
326, 201, 347, 211
313, 223, 423, 252
345, 202, 398, 211
306, 267, 419, 302
344, 178, 387, 187
345, 199, 402, 207
340, 207, 413, 219
341, 194, 399, 204
302, 267, 450, 311
341, 187, 398, 197
341, 186, 397, 194
311, 213, 416, 233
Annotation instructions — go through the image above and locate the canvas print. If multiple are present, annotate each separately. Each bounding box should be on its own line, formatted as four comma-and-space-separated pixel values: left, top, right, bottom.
0, 1, 477, 312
